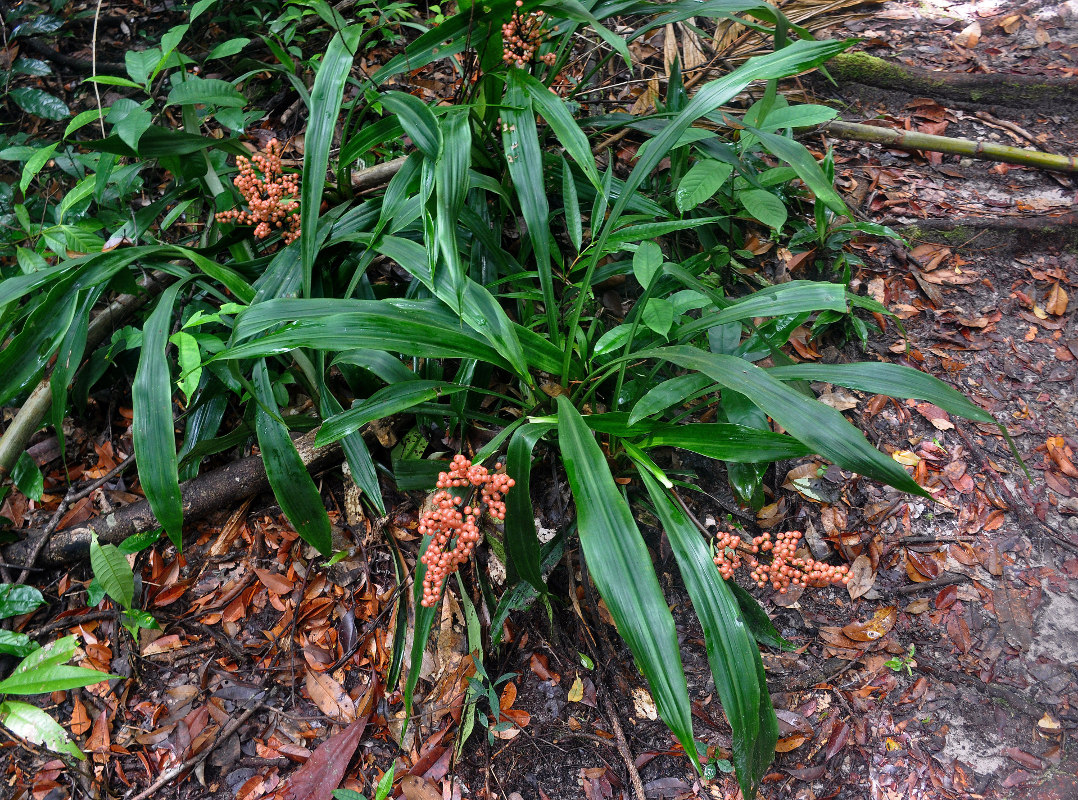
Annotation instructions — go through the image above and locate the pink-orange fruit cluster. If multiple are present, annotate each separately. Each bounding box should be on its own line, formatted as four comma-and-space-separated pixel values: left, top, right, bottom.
502, 1, 557, 68
215, 138, 301, 244
713, 529, 850, 594
420, 455, 515, 607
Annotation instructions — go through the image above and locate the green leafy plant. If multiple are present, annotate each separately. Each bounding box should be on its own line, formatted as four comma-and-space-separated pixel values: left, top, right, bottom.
0, 602, 115, 761
0, 1, 1019, 796
89, 533, 160, 637
885, 643, 917, 676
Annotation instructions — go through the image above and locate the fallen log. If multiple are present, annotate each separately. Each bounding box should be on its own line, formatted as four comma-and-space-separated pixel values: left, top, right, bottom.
826, 52, 1078, 111
822, 120, 1078, 173
3, 430, 343, 567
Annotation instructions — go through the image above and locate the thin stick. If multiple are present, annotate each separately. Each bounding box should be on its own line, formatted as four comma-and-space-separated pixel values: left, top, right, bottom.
91, 0, 105, 137
126, 696, 266, 800
16, 454, 135, 584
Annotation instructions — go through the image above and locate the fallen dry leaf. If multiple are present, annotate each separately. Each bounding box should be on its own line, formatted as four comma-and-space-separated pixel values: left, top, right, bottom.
1045, 283, 1068, 316
841, 606, 897, 642
304, 670, 356, 723
401, 776, 442, 800
846, 555, 876, 600
284, 716, 368, 800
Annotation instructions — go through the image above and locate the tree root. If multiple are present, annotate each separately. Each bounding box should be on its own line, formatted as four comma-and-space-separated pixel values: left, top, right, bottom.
3, 430, 343, 567
826, 52, 1078, 111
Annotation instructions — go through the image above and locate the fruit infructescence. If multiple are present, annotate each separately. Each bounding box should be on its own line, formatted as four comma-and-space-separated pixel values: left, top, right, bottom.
419, 455, 515, 607
216, 138, 301, 244
713, 529, 850, 593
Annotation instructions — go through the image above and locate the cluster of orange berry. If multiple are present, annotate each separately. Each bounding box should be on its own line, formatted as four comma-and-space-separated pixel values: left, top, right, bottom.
713, 529, 850, 594
419, 455, 515, 607
215, 138, 301, 244
502, 1, 557, 68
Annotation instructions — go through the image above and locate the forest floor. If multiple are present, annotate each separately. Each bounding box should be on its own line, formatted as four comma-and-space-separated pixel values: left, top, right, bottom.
2, 1, 1077, 799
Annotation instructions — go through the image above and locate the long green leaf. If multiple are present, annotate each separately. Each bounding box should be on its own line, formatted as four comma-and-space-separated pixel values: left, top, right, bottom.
555, 397, 699, 768
503, 73, 558, 340
505, 422, 556, 593
707, 280, 846, 325
434, 108, 470, 308
0, 664, 112, 694
749, 128, 848, 215
640, 471, 776, 799
628, 373, 714, 426
513, 68, 601, 190
132, 279, 191, 544
635, 346, 928, 496
640, 422, 813, 462
319, 389, 385, 516
763, 362, 994, 423
252, 360, 332, 556
301, 27, 360, 297
316, 381, 468, 446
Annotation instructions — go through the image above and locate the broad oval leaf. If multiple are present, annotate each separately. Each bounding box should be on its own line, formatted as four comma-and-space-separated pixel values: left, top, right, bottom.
676, 160, 733, 212
90, 533, 135, 610
0, 585, 44, 620
0, 701, 84, 759
165, 77, 247, 107
9, 87, 70, 120
739, 189, 787, 230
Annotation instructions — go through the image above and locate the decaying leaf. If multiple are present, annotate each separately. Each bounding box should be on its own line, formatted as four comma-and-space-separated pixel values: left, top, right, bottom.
846, 555, 876, 600
841, 606, 897, 642
1045, 283, 1068, 316
284, 716, 368, 800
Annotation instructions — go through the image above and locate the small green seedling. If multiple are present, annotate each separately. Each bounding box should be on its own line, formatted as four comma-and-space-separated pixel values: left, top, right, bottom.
885, 644, 916, 676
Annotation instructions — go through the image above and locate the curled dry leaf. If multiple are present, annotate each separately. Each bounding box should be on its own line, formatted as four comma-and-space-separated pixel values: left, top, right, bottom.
1046, 283, 1068, 316
841, 606, 897, 642
846, 555, 875, 600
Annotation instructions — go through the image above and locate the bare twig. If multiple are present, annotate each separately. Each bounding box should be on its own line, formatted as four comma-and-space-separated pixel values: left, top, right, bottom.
891, 572, 969, 596
16, 453, 135, 584
126, 695, 266, 800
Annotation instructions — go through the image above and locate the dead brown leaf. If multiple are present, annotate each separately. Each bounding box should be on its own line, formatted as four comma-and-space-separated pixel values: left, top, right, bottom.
1045, 283, 1068, 315
846, 555, 875, 600
283, 716, 368, 800
841, 606, 897, 642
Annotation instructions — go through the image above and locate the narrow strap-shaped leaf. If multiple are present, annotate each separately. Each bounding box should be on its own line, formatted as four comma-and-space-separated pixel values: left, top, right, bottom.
640, 471, 777, 799
512, 68, 602, 190
628, 373, 715, 426
727, 580, 795, 652
301, 26, 360, 298
433, 108, 470, 310
764, 362, 994, 423
252, 360, 332, 556
379, 92, 441, 160
403, 533, 438, 733
639, 422, 812, 463
374, 236, 531, 381
504, 422, 557, 593
555, 396, 699, 768
748, 127, 848, 216
318, 383, 385, 516
634, 347, 929, 496
316, 381, 468, 446
50, 289, 99, 462
133, 278, 192, 544
502, 75, 559, 342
